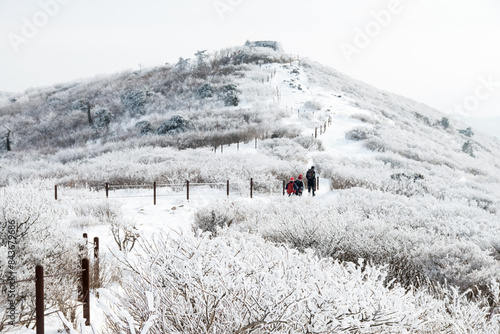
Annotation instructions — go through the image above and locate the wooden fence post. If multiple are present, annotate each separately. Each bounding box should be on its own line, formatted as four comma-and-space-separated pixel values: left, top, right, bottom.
227, 180, 229, 197
54, 185, 57, 201
82, 258, 90, 326
237, 142, 239, 151
153, 182, 156, 206
283, 180, 285, 196
105, 183, 109, 198
186, 180, 190, 201
315, 127, 318, 138
94, 237, 99, 294
250, 178, 253, 199
35, 265, 44, 334
221, 144, 223, 154
316, 176, 319, 191
255, 138, 257, 149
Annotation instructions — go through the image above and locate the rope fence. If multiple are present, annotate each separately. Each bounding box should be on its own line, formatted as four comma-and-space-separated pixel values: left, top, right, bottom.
52, 177, 319, 203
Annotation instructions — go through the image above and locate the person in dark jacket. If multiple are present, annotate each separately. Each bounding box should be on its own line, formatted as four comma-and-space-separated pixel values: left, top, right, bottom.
306, 166, 316, 196
294, 174, 304, 196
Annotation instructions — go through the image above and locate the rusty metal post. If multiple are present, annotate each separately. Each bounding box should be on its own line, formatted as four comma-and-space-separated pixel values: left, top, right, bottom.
227, 180, 229, 197
54, 185, 57, 201
153, 181, 156, 206
82, 258, 90, 326
186, 180, 190, 201
94, 237, 100, 295
35, 265, 44, 334
105, 183, 109, 198
250, 178, 253, 199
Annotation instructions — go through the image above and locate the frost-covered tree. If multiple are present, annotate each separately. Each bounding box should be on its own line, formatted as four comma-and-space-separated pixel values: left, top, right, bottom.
1, 127, 11, 151
195, 50, 208, 68
459, 127, 474, 137
438, 116, 450, 129
93, 108, 111, 130
221, 84, 239, 106
156, 115, 190, 135
197, 83, 213, 99
135, 121, 154, 136
71, 99, 93, 125
462, 140, 475, 157
120, 90, 150, 116
175, 57, 190, 71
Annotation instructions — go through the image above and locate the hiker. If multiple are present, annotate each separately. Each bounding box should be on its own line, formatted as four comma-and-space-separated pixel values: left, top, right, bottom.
286, 177, 298, 196
306, 166, 316, 196
294, 175, 304, 196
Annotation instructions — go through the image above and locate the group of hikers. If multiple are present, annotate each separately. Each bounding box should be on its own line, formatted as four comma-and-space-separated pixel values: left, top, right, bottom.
286, 166, 316, 197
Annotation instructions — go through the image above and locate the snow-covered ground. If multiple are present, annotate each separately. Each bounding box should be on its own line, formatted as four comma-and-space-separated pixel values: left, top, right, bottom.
3, 52, 500, 333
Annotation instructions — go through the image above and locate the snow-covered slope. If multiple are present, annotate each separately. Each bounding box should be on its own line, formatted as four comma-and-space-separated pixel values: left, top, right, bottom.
2, 45, 500, 333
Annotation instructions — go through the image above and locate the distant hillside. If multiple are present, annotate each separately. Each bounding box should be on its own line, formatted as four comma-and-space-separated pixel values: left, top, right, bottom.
1, 43, 500, 332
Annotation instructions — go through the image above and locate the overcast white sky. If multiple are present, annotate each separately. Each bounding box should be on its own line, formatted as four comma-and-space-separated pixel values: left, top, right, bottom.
1, 0, 500, 133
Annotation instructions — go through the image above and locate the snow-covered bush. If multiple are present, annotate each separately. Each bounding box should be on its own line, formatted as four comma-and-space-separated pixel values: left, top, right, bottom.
134, 120, 154, 136
120, 89, 151, 116
101, 233, 500, 333
0, 185, 80, 330
194, 192, 500, 296
93, 108, 111, 130
463, 140, 475, 157
303, 99, 322, 111
345, 126, 376, 141
197, 83, 213, 99
220, 84, 239, 106
156, 115, 190, 135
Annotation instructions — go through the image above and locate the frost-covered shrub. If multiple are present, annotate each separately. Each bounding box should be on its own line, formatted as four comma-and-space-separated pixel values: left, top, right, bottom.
259, 138, 309, 163
345, 127, 376, 141
135, 121, 154, 136
102, 233, 500, 333
351, 113, 378, 124
197, 83, 213, 99
71, 99, 89, 112
193, 199, 249, 235
293, 135, 324, 151
156, 115, 190, 135
93, 108, 111, 129
303, 99, 322, 111
120, 89, 150, 116
221, 84, 239, 106
459, 127, 474, 137
363, 138, 387, 152
438, 116, 450, 129
193, 191, 500, 297
463, 140, 475, 157
0, 185, 80, 329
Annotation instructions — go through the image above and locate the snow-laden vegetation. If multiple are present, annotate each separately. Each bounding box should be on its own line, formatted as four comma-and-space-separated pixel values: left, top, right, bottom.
1, 43, 500, 333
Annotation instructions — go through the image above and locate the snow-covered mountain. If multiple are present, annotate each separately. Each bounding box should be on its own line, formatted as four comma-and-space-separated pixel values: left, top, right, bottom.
1, 43, 500, 333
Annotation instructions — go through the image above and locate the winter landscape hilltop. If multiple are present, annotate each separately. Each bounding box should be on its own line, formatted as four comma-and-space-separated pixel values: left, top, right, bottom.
1, 42, 500, 333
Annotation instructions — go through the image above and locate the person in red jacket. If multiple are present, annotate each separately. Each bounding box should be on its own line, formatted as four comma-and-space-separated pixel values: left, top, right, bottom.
286, 177, 297, 196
